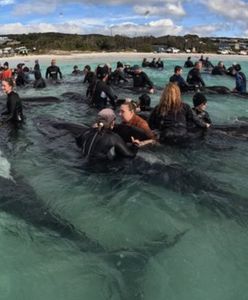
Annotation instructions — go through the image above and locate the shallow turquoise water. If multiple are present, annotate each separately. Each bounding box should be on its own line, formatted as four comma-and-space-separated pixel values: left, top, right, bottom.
0, 57, 248, 300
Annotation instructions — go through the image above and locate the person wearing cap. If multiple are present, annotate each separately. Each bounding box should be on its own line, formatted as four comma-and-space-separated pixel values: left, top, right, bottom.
0, 62, 13, 81
192, 92, 212, 124
184, 57, 194, 68
186, 61, 205, 88
169, 66, 189, 92
45, 59, 63, 81
131, 65, 154, 94
149, 83, 210, 144
1, 77, 24, 126
77, 108, 137, 160
232, 64, 247, 93
90, 65, 117, 109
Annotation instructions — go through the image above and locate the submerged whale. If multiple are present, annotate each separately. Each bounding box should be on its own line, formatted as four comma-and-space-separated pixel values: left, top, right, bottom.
0, 148, 186, 300
34, 117, 248, 224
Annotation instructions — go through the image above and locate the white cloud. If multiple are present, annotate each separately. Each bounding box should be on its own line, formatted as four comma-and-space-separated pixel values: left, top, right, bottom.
110, 19, 183, 37
186, 24, 222, 37
134, 2, 185, 17
0, 18, 183, 37
0, 0, 15, 5
202, 0, 248, 21
13, 0, 57, 15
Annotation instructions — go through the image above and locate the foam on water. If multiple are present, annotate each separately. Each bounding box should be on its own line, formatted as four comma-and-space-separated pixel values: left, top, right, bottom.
0, 149, 12, 180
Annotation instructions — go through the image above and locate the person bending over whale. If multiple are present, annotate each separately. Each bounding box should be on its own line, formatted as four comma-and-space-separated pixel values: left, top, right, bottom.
149, 83, 210, 144
1, 78, 24, 127
192, 92, 212, 124
90, 65, 117, 109
77, 108, 138, 160
170, 65, 190, 93
186, 61, 205, 88
232, 64, 247, 93
119, 100, 157, 146
132, 65, 154, 94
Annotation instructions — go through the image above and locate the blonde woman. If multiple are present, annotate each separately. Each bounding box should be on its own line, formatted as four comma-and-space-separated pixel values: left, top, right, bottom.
149, 83, 210, 143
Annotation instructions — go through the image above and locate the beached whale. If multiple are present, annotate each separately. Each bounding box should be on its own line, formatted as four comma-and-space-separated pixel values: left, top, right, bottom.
33, 117, 248, 224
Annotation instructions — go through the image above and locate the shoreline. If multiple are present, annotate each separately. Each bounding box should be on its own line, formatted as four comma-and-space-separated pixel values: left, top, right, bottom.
1, 51, 246, 66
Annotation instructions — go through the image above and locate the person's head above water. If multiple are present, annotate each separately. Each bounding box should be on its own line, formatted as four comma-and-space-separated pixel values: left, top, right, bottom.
96, 108, 116, 129
193, 92, 207, 108
96, 65, 109, 80
51, 59, 56, 66
119, 99, 137, 123
1, 78, 15, 94
3, 61, 9, 69
138, 94, 151, 109
132, 64, 141, 74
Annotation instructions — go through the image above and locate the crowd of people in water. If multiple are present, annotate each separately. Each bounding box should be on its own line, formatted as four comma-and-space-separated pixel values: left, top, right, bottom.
0, 54, 247, 161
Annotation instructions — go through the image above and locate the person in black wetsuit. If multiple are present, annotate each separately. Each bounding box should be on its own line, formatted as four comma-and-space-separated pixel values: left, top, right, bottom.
83, 65, 95, 84
132, 65, 154, 94
186, 61, 205, 88
90, 65, 117, 109
232, 64, 247, 93
77, 108, 137, 160
211, 61, 226, 75
184, 56, 194, 68
1, 78, 24, 126
156, 58, 164, 69
149, 83, 210, 144
169, 66, 190, 92
45, 59, 63, 81
192, 92, 212, 124
34, 59, 41, 80
72, 65, 81, 76
33, 71, 46, 89
109, 61, 129, 85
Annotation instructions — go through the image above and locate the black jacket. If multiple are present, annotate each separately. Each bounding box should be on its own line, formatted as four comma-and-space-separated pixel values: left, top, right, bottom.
133, 72, 153, 89
1, 91, 24, 123
91, 80, 117, 109
78, 128, 137, 160
46, 65, 62, 80
186, 68, 205, 87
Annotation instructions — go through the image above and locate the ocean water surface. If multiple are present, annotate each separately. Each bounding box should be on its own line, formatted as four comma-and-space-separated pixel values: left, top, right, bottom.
0, 55, 247, 300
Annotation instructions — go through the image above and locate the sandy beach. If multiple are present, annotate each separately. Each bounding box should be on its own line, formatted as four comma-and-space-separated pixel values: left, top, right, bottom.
2, 51, 247, 67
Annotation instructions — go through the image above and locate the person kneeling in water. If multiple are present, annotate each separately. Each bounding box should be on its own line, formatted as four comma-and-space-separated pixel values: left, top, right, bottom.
1, 78, 24, 127
77, 108, 138, 160
192, 92, 212, 124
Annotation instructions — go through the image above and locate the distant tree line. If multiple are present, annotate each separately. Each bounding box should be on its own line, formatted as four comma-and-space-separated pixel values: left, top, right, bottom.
0, 32, 220, 53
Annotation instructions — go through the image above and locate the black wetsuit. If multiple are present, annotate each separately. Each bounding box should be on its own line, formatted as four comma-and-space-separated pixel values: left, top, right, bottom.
33, 77, 46, 89
192, 108, 212, 124
83, 71, 96, 84
133, 72, 153, 89
109, 69, 128, 85
78, 128, 137, 160
184, 60, 194, 68
91, 80, 117, 109
211, 66, 226, 75
34, 63, 41, 80
45, 65, 63, 80
186, 68, 205, 87
169, 74, 189, 92
149, 103, 207, 143
1, 91, 24, 124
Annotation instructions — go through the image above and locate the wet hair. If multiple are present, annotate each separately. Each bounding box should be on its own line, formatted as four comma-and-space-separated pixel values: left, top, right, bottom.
96, 65, 109, 79
2, 77, 15, 88
157, 83, 182, 116
174, 65, 182, 73
122, 99, 137, 112
84, 65, 91, 71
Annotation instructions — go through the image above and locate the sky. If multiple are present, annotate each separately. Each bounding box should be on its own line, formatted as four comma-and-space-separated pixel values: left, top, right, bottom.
0, 0, 248, 37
